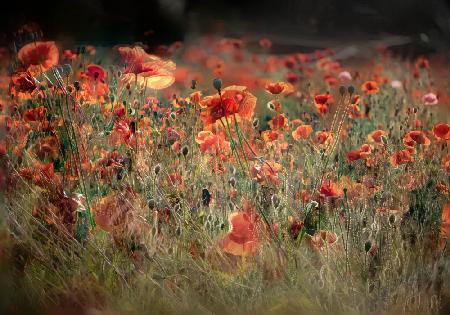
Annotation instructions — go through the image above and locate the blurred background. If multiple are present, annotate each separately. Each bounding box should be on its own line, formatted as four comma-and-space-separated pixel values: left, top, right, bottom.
1, 0, 449, 55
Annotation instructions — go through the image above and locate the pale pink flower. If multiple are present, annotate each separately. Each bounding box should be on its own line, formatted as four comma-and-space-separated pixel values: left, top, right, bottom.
338, 71, 352, 82
422, 93, 438, 105
391, 80, 403, 89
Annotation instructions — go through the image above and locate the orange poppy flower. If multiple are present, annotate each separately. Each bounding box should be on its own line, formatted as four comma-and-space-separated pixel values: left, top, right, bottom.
433, 123, 450, 141
389, 149, 414, 167
265, 81, 293, 95
292, 124, 313, 140
189, 91, 202, 104
221, 211, 259, 257
368, 129, 388, 143
361, 81, 379, 94
307, 230, 338, 251
195, 130, 230, 154
319, 180, 343, 198
403, 130, 431, 147
315, 131, 334, 147
199, 86, 256, 125
251, 160, 282, 186
118, 46, 176, 90
262, 130, 282, 143
268, 113, 289, 130
18, 41, 59, 73
347, 143, 373, 162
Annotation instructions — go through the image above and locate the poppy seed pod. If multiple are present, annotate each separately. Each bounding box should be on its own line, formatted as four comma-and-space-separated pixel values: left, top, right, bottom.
191, 79, 197, 89
147, 198, 155, 209
202, 188, 211, 207
348, 85, 355, 95
339, 85, 346, 96
182, 145, 189, 157
74, 81, 80, 91
213, 78, 222, 91
153, 164, 161, 175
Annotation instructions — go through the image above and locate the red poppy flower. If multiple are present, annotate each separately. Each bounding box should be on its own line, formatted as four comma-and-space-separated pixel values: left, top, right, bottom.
361, 81, 379, 95
319, 180, 343, 198
18, 41, 59, 72
433, 123, 450, 141
368, 129, 388, 143
347, 143, 373, 162
389, 149, 414, 167
268, 114, 289, 130
265, 81, 293, 95
221, 211, 259, 257
10, 72, 37, 94
199, 86, 256, 125
314, 93, 332, 114
288, 216, 304, 239
403, 130, 431, 147
81, 64, 107, 82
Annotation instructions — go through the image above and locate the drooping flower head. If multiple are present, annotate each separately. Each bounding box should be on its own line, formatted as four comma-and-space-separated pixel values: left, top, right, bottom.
118, 46, 176, 89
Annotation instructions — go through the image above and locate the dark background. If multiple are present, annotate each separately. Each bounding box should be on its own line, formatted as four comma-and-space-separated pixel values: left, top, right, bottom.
1, 0, 449, 54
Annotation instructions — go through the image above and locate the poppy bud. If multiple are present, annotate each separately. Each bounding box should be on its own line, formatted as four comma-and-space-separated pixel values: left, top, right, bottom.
74, 81, 80, 91
347, 85, 355, 95
339, 85, 346, 96
148, 198, 155, 209
389, 214, 396, 225
191, 79, 197, 89
153, 164, 161, 175
170, 112, 176, 120
381, 135, 388, 145
364, 240, 372, 253
228, 177, 236, 187
182, 145, 189, 157
202, 188, 211, 207
213, 78, 222, 91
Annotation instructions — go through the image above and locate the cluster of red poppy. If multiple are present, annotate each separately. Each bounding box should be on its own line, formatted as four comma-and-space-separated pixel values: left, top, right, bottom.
1, 33, 449, 262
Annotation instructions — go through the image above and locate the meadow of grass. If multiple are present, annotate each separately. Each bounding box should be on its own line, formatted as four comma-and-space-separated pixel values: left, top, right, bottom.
0, 34, 449, 315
